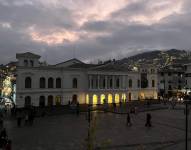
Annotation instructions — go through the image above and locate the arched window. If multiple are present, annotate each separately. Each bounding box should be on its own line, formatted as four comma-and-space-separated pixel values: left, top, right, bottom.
115, 94, 120, 103
129, 79, 132, 88
56, 78, 61, 88
56, 96, 61, 106
25, 77, 31, 88
48, 95, 53, 106
72, 94, 77, 104
24, 60, 28, 66
116, 78, 120, 88
39, 96, 45, 107
152, 80, 155, 87
137, 79, 140, 88
73, 78, 77, 88
25, 96, 31, 107
48, 77, 54, 88
92, 94, 98, 105
40, 77, 46, 88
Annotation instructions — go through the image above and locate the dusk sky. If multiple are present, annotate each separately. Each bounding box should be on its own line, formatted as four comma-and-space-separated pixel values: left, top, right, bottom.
0, 0, 190, 64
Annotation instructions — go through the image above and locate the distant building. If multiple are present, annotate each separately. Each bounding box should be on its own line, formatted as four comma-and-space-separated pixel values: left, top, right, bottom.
16, 52, 158, 108
185, 64, 191, 91
158, 64, 185, 97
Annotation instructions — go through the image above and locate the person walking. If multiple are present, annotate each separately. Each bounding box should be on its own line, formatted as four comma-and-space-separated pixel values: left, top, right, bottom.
16, 110, 22, 127
145, 113, 152, 127
5, 140, 12, 150
113, 102, 116, 111
126, 113, 132, 126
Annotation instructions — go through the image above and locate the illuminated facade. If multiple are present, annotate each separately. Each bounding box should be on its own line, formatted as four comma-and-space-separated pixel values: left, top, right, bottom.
16, 52, 158, 108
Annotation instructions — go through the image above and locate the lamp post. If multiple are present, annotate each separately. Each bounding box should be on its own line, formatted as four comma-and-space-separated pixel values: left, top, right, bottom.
184, 98, 191, 150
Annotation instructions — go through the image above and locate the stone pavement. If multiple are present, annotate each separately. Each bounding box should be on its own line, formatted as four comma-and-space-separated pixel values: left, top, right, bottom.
3, 106, 191, 150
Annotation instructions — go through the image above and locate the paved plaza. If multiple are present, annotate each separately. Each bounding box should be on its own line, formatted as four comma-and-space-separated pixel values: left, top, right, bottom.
3, 105, 191, 150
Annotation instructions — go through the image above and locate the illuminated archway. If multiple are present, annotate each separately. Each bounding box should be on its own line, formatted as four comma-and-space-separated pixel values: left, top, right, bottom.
100, 94, 105, 104
128, 93, 131, 101
122, 93, 126, 102
139, 92, 145, 100
115, 94, 120, 103
108, 94, 112, 103
93, 94, 98, 105
86, 94, 89, 104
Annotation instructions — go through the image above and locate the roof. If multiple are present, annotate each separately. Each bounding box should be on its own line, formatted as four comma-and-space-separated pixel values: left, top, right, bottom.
89, 62, 132, 72
16, 52, 41, 59
54, 58, 85, 67
67, 63, 98, 69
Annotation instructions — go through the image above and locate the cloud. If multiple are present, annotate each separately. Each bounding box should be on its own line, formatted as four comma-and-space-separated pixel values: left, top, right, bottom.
0, 0, 190, 65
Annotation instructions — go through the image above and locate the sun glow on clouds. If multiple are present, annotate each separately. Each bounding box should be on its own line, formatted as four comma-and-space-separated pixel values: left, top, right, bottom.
30, 28, 79, 45
28, 0, 184, 45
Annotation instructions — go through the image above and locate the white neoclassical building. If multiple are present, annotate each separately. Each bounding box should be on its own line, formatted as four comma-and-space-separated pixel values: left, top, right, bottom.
16, 52, 158, 108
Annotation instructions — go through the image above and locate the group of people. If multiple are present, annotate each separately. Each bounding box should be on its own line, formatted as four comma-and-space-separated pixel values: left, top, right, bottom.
16, 109, 35, 127
68, 101, 80, 116
0, 113, 11, 150
126, 113, 152, 127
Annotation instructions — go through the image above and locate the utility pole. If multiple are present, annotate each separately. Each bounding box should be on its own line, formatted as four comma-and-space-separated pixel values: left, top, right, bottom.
185, 101, 188, 150
184, 98, 190, 150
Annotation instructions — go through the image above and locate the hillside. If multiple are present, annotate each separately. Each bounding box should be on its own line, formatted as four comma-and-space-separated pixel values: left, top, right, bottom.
118, 49, 191, 67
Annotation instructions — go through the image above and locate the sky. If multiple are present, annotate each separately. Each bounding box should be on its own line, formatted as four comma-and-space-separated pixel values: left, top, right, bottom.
0, 0, 190, 64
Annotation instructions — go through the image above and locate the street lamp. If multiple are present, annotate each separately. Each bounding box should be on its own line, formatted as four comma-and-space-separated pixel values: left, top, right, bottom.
184, 97, 191, 150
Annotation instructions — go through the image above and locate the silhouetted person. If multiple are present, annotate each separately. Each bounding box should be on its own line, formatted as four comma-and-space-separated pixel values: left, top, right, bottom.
24, 113, 29, 125
119, 101, 122, 108
113, 103, 116, 111
16, 111, 22, 127
0, 128, 7, 139
5, 140, 11, 150
145, 113, 152, 127
126, 113, 132, 126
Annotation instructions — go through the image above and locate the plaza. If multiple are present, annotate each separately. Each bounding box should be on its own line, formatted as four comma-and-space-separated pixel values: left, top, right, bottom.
3, 104, 191, 150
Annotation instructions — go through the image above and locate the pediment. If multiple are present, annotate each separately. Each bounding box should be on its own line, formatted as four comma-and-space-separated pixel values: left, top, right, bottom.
55, 58, 84, 67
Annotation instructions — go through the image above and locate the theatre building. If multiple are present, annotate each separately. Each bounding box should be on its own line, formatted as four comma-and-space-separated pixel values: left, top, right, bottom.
16, 52, 158, 108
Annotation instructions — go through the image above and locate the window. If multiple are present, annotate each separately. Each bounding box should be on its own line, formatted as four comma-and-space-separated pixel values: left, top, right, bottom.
168, 85, 172, 90
25, 96, 31, 107
73, 78, 77, 88
151, 69, 155, 73
30, 60, 34, 67
48, 95, 53, 106
24, 60, 28, 66
56, 78, 61, 88
56, 96, 61, 106
48, 77, 54, 88
152, 80, 155, 87
25, 77, 31, 88
141, 73, 148, 88
129, 79, 132, 88
40, 77, 46, 88
137, 79, 140, 88
39, 96, 45, 107
168, 72, 171, 76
